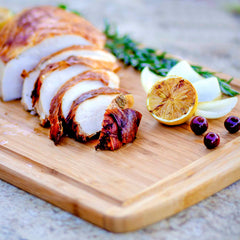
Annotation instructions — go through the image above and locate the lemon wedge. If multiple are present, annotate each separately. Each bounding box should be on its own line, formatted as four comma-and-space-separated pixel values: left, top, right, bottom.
195, 97, 238, 119
193, 77, 221, 102
0, 8, 13, 30
147, 76, 198, 125
167, 60, 203, 83
141, 67, 162, 93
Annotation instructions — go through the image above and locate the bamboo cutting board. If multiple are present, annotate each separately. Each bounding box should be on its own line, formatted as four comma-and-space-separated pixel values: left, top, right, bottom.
0, 64, 240, 233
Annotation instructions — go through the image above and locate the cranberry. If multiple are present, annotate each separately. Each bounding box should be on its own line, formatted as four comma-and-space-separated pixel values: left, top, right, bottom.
204, 132, 220, 149
224, 116, 240, 133
190, 116, 208, 135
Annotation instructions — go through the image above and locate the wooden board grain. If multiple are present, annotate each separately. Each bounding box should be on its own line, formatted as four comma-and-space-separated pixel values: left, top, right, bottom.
0, 64, 240, 232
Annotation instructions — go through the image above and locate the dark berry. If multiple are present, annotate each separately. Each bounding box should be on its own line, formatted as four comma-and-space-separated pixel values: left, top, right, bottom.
224, 116, 240, 133
190, 116, 208, 135
204, 132, 220, 149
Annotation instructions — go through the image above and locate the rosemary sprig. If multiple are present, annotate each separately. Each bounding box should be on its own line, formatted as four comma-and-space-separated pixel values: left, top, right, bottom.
58, 4, 82, 16
104, 21, 178, 75
104, 21, 239, 97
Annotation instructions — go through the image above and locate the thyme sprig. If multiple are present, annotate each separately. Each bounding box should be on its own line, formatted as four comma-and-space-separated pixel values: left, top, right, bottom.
104, 21, 239, 97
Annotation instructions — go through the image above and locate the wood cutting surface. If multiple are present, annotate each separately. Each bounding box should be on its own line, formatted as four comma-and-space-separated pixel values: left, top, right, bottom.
0, 63, 240, 232
0, 0, 240, 239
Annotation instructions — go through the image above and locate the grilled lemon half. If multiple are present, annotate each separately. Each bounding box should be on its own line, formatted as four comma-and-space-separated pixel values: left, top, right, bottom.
147, 76, 198, 125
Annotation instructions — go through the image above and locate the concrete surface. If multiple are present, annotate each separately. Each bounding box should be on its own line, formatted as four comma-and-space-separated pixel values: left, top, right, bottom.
0, 0, 240, 239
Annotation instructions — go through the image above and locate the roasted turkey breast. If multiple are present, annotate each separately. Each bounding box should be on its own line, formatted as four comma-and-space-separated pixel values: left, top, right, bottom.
96, 108, 142, 150
0, 6, 105, 101
32, 56, 119, 126
21, 46, 118, 111
66, 87, 134, 142
49, 70, 120, 144
0, 5, 142, 151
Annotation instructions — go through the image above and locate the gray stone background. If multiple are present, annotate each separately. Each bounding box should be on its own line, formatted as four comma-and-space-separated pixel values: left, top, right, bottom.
0, 0, 240, 239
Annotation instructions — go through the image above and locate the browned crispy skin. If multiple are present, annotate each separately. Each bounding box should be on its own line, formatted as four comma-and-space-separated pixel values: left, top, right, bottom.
31, 55, 119, 107
95, 108, 142, 151
66, 87, 128, 142
49, 70, 113, 144
0, 6, 106, 63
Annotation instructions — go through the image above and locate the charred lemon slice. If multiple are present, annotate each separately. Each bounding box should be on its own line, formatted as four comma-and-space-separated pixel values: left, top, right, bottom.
0, 8, 13, 30
147, 76, 198, 125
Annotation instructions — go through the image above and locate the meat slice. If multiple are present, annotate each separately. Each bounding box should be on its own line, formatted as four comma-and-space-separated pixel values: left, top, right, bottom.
32, 56, 118, 126
95, 108, 142, 151
66, 87, 134, 142
61, 71, 119, 119
21, 46, 118, 111
0, 6, 105, 101
49, 70, 120, 144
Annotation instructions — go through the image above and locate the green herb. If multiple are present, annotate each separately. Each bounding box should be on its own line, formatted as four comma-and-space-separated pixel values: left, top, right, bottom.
104, 21, 239, 97
70, 10, 81, 16
58, 4, 67, 10
57, 4, 82, 16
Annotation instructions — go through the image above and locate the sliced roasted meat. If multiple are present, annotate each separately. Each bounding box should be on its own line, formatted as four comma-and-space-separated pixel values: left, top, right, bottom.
66, 87, 134, 142
49, 70, 120, 144
0, 6, 105, 101
32, 56, 118, 126
95, 108, 142, 151
21, 46, 118, 111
